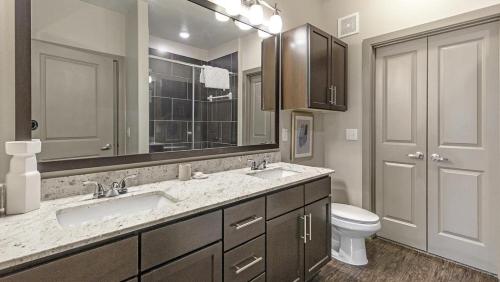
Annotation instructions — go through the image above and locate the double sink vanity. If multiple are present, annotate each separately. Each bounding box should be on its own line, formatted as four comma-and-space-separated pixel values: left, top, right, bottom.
0, 163, 334, 281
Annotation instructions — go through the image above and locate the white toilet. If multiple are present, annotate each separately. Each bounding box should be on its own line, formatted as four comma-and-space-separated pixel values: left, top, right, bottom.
331, 203, 381, 266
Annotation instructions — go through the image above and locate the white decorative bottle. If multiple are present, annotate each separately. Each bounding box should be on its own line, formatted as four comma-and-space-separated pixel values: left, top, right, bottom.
5, 140, 41, 215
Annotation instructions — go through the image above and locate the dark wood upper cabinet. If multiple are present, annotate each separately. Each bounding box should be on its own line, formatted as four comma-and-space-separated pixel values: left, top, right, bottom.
261, 35, 279, 111
282, 24, 348, 112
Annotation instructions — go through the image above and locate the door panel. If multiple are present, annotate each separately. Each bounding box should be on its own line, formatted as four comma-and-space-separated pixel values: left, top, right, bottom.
32, 40, 115, 161
266, 208, 304, 282
375, 38, 427, 250
309, 26, 331, 109
331, 38, 347, 111
427, 22, 499, 273
244, 74, 274, 145
304, 198, 331, 281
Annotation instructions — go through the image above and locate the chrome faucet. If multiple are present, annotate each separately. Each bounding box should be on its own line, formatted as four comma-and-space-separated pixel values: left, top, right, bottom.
83, 181, 107, 199
83, 174, 137, 199
248, 158, 269, 170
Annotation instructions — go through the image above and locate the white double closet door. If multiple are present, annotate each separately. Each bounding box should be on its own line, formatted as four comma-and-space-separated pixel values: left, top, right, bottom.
375, 22, 499, 273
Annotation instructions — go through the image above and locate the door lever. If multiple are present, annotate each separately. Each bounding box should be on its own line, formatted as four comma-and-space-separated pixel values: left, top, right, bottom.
101, 144, 112, 151
431, 153, 448, 162
407, 151, 424, 160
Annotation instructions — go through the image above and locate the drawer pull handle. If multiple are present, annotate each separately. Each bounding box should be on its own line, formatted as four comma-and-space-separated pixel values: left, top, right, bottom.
234, 256, 263, 274
308, 213, 312, 241
232, 216, 263, 230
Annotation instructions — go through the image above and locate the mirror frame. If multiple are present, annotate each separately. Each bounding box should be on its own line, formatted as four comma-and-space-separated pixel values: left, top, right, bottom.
14, 0, 280, 173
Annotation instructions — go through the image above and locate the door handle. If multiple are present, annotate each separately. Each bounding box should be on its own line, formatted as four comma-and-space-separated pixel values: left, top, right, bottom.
407, 151, 424, 160
307, 213, 312, 241
328, 85, 336, 105
100, 144, 112, 151
431, 153, 448, 162
300, 215, 307, 243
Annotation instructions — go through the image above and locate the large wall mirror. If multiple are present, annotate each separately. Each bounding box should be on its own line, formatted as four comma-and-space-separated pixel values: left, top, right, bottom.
18, 0, 279, 172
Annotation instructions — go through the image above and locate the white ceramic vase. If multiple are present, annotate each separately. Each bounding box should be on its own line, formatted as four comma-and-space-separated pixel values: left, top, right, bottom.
5, 140, 41, 215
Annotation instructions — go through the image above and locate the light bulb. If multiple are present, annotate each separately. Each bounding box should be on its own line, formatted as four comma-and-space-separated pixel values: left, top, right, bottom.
179, 31, 190, 39
249, 3, 264, 25
234, 21, 251, 31
258, 30, 271, 38
224, 0, 241, 16
269, 13, 282, 34
215, 11, 229, 22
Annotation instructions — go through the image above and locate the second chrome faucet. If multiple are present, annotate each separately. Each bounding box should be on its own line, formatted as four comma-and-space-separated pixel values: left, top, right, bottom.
84, 174, 137, 199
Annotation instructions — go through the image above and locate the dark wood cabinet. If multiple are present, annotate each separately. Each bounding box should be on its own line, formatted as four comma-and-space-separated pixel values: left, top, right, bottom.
282, 24, 348, 112
266, 208, 305, 282
141, 242, 222, 282
1, 177, 332, 282
305, 198, 331, 280
1, 237, 138, 282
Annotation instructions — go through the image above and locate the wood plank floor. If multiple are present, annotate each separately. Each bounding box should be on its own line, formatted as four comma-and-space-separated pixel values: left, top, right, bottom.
313, 238, 496, 282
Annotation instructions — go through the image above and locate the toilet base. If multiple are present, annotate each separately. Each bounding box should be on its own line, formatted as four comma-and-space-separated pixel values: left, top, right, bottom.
332, 236, 368, 266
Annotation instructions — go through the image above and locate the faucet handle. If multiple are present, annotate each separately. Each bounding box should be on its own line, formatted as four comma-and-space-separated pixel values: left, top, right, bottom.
247, 159, 257, 170
116, 174, 137, 194
84, 181, 105, 199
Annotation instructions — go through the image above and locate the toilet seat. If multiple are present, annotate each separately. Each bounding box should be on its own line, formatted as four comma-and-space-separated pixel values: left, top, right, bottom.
331, 203, 379, 224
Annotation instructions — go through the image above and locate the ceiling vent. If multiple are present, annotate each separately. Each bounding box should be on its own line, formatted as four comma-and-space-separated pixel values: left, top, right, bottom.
338, 12, 359, 38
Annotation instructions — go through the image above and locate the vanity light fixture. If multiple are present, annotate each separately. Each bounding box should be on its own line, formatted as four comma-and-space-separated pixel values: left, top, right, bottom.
249, 0, 264, 25
179, 31, 190, 39
268, 3, 282, 33
223, 0, 241, 16
215, 11, 230, 22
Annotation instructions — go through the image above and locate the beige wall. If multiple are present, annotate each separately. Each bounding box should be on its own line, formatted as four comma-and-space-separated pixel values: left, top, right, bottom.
320, 0, 500, 207
31, 0, 126, 56
0, 0, 16, 184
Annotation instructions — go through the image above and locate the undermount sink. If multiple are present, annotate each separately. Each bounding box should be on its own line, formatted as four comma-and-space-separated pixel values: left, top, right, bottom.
56, 192, 174, 228
247, 167, 300, 180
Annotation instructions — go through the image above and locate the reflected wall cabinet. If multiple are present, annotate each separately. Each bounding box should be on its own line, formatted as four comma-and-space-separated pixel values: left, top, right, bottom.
282, 24, 348, 111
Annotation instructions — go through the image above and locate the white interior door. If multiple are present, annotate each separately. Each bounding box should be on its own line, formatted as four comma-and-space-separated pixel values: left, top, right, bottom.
32, 40, 115, 161
244, 73, 274, 145
427, 22, 499, 273
375, 38, 428, 250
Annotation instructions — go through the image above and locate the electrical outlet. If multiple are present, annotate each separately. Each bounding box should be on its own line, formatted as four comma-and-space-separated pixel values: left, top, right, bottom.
282, 128, 289, 142
346, 128, 358, 141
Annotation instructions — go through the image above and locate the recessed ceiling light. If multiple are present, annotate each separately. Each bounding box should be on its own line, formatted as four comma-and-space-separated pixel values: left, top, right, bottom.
179, 31, 190, 39
215, 11, 229, 22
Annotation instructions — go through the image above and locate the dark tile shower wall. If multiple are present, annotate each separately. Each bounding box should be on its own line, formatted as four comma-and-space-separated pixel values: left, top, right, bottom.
149, 49, 238, 152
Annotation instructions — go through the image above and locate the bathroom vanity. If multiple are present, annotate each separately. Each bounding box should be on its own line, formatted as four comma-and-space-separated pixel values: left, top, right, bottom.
0, 163, 333, 281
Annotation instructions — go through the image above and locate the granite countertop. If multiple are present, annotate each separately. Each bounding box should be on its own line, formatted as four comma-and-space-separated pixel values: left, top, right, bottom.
0, 162, 334, 272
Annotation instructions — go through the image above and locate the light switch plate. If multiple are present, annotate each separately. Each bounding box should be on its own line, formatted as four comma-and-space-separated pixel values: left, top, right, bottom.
346, 128, 358, 141
282, 128, 289, 142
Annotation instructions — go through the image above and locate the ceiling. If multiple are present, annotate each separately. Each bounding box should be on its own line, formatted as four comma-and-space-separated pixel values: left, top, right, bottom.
148, 0, 256, 50
80, 0, 136, 14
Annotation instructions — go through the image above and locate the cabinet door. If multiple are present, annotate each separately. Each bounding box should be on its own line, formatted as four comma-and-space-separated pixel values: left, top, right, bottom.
304, 198, 331, 280
330, 38, 347, 111
309, 25, 331, 110
141, 242, 222, 282
266, 208, 305, 282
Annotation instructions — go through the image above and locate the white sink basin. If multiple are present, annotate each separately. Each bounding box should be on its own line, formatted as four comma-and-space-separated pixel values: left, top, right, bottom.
247, 167, 300, 180
56, 192, 173, 228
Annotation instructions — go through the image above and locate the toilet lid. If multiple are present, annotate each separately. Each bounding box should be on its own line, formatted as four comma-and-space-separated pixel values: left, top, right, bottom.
331, 203, 379, 224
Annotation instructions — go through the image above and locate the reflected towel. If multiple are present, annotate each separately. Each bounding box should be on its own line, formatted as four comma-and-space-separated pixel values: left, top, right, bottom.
200, 65, 230, 90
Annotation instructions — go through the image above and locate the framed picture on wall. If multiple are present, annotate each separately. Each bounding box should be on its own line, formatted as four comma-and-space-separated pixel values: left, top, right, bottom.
291, 111, 314, 161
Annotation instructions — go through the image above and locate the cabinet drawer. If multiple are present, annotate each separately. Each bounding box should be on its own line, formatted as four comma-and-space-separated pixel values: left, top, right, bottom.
1, 237, 138, 282
266, 185, 304, 219
224, 197, 265, 251
141, 242, 222, 282
224, 235, 265, 282
141, 210, 222, 270
305, 177, 331, 204
250, 272, 265, 282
